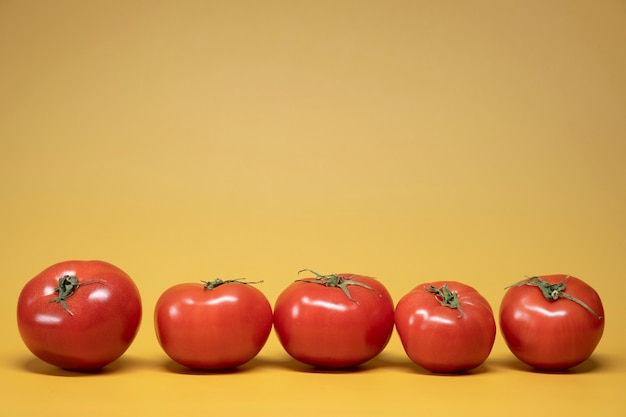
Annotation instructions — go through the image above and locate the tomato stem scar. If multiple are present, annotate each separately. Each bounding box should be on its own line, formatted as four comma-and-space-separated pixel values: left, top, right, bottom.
506, 276, 603, 319
425, 285, 463, 318
202, 278, 264, 290
49, 275, 106, 316
295, 269, 378, 304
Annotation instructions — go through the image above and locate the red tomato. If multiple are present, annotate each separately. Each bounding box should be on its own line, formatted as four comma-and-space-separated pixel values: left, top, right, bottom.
16, 260, 142, 371
499, 274, 605, 371
273, 270, 395, 369
394, 281, 496, 373
154, 278, 273, 370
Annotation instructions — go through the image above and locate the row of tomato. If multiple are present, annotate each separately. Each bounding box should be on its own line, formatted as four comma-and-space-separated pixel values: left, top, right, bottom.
16, 260, 605, 373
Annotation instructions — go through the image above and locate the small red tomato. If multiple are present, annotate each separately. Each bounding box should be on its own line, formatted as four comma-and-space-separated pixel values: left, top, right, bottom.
273, 269, 395, 369
154, 278, 273, 370
394, 281, 496, 373
500, 274, 605, 371
17, 260, 142, 370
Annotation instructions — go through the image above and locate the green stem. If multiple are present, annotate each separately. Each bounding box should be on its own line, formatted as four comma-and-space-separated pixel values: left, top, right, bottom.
296, 269, 378, 304
506, 276, 603, 319
202, 277, 264, 290
425, 284, 463, 318
49, 275, 105, 315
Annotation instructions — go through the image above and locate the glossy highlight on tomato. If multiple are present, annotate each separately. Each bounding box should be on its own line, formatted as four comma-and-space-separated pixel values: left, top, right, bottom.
273, 270, 395, 369
394, 281, 496, 373
16, 260, 142, 371
154, 278, 273, 370
499, 274, 605, 371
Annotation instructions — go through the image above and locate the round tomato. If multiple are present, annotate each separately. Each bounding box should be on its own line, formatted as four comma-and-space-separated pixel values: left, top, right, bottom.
394, 281, 496, 373
273, 270, 395, 369
16, 260, 142, 371
154, 278, 273, 370
499, 274, 605, 371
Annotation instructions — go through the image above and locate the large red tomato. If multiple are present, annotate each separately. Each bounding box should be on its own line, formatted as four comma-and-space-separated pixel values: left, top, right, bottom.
499, 274, 605, 371
394, 281, 496, 373
273, 270, 395, 369
154, 278, 273, 370
17, 260, 142, 371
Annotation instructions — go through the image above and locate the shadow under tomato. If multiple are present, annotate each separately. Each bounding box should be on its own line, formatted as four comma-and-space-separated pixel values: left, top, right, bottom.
162, 357, 268, 375
344, 352, 492, 376
249, 356, 366, 374
264, 353, 422, 374
20, 355, 136, 376
491, 355, 604, 374
401, 361, 491, 376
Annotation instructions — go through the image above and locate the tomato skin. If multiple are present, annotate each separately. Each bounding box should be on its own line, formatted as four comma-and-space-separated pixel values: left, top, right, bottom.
499, 274, 605, 371
394, 281, 496, 373
16, 260, 142, 371
273, 274, 395, 369
154, 282, 273, 370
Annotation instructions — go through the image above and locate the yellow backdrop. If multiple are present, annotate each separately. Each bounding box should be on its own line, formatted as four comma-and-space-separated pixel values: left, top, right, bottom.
1, 1, 625, 416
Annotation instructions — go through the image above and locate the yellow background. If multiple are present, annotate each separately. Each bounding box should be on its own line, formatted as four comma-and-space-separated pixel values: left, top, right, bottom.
1, 1, 625, 416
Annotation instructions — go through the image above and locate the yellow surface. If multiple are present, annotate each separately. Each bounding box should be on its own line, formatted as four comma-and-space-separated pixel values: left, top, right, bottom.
1, 1, 625, 416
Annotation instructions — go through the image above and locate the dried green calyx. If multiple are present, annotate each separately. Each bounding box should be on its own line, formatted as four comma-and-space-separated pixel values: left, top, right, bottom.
201, 277, 264, 290
506, 275, 602, 319
296, 269, 378, 304
425, 284, 463, 318
49, 275, 105, 315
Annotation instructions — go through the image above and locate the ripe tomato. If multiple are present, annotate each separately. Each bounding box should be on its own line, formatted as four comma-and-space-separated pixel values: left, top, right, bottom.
273, 270, 395, 369
16, 260, 142, 371
154, 278, 273, 370
499, 274, 605, 371
394, 281, 496, 373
